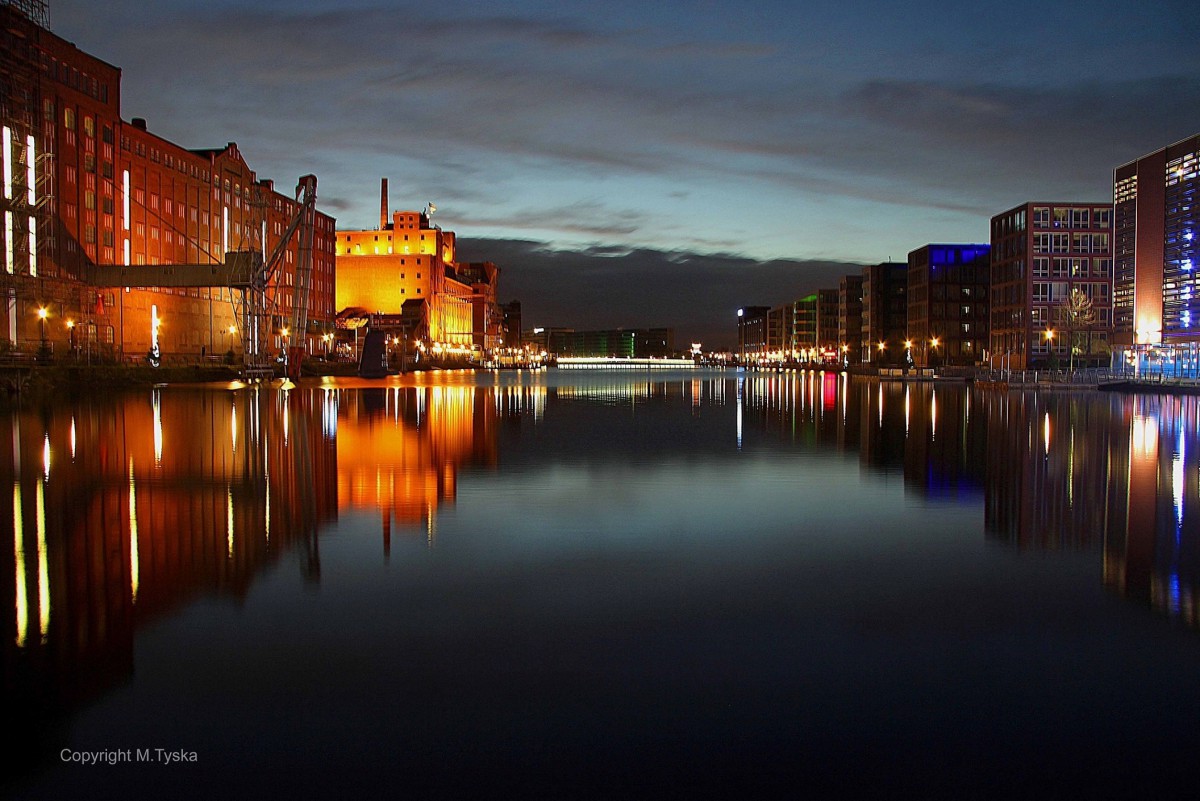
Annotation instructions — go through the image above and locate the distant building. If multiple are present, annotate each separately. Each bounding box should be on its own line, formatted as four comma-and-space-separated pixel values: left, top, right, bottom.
335, 183, 501, 354
737, 305, 770, 359
907, 244, 990, 366
838, 275, 863, 364
535, 327, 674, 358
500, 300, 522, 347
861, 262, 907, 365
791, 294, 818, 352
990, 202, 1112, 369
1112, 133, 1200, 373
816, 288, 839, 352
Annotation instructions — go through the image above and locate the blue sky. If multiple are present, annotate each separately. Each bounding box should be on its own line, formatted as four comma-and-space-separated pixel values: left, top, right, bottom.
53, 0, 1200, 344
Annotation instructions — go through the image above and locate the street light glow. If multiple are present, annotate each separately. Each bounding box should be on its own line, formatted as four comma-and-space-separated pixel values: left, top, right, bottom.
36, 307, 47, 320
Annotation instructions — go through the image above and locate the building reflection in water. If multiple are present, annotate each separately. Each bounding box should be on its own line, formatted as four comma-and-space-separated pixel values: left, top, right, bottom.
1101, 395, 1200, 626
0, 381, 507, 737
336, 384, 502, 551
4, 371, 1200, 745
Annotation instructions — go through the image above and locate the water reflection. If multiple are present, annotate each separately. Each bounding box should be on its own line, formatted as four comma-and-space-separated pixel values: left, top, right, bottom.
4, 371, 1200, 744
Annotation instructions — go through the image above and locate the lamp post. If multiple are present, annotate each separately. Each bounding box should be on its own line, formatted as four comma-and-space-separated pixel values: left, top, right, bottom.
66, 320, 76, 359
37, 306, 47, 344
929, 336, 940, 369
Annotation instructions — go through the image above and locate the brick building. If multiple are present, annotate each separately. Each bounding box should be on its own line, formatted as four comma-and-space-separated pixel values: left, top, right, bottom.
0, 4, 336, 361
990, 202, 1112, 369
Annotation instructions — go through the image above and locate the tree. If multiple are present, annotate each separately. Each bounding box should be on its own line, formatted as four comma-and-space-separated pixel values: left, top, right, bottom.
1054, 289, 1097, 373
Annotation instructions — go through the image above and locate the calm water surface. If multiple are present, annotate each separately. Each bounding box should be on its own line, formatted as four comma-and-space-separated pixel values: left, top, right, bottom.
4, 369, 1200, 798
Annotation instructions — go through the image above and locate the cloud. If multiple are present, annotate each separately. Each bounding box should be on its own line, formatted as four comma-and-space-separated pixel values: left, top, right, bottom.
49, 1, 1200, 262
455, 237, 864, 348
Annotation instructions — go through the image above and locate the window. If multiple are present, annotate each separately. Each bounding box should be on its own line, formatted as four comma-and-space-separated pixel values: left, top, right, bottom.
64, 108, 75, 129
84, 116, 94, 137
1033, 207, 1050, 228
1033, 257, 1049, 277
1094, 208, 1111, 229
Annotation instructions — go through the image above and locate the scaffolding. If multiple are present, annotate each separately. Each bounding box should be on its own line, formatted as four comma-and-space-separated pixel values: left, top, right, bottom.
2, 0, 68, 355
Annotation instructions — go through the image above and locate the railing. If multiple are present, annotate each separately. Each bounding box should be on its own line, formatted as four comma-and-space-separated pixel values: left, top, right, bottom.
975, 368, 1113, 386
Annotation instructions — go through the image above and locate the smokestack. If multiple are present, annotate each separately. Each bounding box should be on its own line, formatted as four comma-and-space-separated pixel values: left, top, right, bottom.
380, 178, 389, 230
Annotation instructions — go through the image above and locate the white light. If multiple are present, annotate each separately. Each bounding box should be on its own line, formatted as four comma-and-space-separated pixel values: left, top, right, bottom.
26, 135, 35, 205
151, 304, 159, 349
124, 238, 130, 266
2, 126, 10, 199
122, 170, 130, 230
27, 216, 35, 276
222, 206, 229, 254
4, 211, 12, 275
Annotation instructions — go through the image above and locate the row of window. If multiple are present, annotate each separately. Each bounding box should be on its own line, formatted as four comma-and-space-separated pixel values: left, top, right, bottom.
1031, 282, 1111, 303
1032, 233, 1110, 254
40, 53, 111, 103
1032, 207, 1111, 229
1032, 257, 1113, 277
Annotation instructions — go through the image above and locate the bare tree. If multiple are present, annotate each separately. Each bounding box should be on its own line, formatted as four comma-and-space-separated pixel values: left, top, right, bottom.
1055, 288, 1097, 373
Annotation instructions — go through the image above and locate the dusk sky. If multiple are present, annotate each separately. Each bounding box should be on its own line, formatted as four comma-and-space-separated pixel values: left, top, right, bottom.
54, 0, 1200, 346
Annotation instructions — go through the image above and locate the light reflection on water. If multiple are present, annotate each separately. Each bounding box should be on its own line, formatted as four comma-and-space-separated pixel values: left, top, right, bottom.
4, 369, 1200, 796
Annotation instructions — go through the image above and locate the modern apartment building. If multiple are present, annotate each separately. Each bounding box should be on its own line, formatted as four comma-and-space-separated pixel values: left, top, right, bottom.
907, 244, 990, 367
838, 274, 863, 364
861, 262, 907, 365
737, 305, 770, 359
816, 288, 839, 351
990, 202, 1112, 369
1112, 133, 1200, 375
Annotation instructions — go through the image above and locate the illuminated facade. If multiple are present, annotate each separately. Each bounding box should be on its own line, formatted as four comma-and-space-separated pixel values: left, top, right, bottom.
1113, 133, 1200, 353
0, 5, 336, 359
907, 244, 990, 367
335, 195, 502, 353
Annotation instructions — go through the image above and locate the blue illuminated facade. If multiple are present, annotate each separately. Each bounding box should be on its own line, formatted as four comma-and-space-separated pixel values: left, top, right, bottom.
1163, 146, 1199, 339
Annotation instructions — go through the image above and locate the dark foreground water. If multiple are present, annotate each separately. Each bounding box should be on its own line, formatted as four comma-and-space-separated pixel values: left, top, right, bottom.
3, 369, 1200, 798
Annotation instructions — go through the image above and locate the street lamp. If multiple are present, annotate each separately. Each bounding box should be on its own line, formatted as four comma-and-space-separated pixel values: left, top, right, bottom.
37, 306, 48, 343
66, 319, 76, 357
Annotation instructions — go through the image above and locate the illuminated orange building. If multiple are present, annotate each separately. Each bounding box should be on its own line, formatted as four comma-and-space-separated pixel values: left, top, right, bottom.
0, 5, 336, 360
335, 182, 501, 354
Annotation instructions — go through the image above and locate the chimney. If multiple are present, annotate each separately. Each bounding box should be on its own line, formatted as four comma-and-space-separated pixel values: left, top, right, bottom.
380, 178, 389, 230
